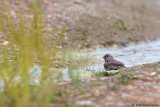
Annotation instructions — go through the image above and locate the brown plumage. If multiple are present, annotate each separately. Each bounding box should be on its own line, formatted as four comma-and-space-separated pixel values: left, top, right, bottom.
103, 54, 125, 71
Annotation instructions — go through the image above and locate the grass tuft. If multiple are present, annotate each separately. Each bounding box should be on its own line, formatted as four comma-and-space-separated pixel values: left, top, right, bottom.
113, 19, 128, 30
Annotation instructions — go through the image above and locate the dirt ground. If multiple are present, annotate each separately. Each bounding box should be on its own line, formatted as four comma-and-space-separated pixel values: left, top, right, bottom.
55, 62, 160, 107
69, 0, 160, 48
44, 0, 160, 48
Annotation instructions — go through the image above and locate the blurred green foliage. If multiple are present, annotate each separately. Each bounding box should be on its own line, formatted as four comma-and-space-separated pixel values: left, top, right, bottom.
0, 0, 66, 107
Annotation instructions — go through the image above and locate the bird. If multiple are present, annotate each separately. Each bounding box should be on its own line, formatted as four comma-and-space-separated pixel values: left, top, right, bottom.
103, 54, 125, 71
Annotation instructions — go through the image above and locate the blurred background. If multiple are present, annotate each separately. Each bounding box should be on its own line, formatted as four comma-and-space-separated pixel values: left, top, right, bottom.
0, 0, 160, 107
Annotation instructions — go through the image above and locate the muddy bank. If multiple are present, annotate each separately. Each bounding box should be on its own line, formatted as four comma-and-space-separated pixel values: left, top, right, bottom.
66, 0, 160, 48
2, 0, 160, 48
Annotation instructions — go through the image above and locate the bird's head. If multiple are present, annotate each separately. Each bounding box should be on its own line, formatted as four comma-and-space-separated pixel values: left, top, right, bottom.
103, 54, 114, 61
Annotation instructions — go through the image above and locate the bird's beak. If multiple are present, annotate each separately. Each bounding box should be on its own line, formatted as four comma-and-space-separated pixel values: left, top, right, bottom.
103, 56, 105, 59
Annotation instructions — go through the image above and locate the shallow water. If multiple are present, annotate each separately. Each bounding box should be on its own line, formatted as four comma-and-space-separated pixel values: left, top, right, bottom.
83, 40, 160, 71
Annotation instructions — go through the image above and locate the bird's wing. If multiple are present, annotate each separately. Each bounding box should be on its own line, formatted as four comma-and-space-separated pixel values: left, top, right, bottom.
105, 60, 125, 67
